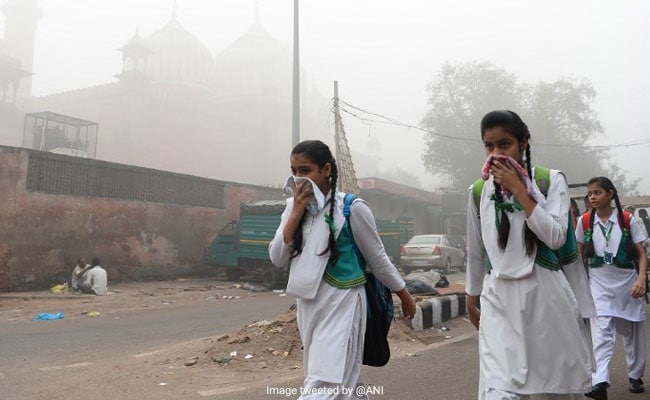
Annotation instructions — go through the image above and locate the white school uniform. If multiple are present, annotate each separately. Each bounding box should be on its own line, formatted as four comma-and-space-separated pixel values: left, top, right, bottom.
575, 209, 647, 383
269, 191, 405, 399
466, 170, 593, 398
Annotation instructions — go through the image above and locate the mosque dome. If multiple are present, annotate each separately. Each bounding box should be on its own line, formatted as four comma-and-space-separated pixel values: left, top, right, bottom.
213, 21, 295, 102
142, 18, 215, 92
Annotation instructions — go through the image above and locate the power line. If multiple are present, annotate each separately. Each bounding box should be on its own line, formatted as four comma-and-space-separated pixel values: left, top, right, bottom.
336, 100, 650, 150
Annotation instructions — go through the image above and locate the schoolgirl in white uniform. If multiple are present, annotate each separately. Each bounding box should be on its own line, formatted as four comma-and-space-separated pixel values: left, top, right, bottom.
466, 110, 594, 400
575, 176, 648, 399
269, 140, 416, 399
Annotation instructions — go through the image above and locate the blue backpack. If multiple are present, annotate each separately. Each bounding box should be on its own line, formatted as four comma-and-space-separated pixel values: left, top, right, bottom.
343, 193, 394, 367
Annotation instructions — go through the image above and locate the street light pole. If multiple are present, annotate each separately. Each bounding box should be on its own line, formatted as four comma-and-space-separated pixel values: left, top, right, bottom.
291, 0, 300, 148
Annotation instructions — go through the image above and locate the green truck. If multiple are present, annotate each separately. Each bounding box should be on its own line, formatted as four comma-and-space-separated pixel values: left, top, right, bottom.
205, 200, 414, 289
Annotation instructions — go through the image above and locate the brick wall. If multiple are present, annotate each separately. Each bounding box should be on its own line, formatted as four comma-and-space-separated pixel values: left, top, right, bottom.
0, 145, 283, 291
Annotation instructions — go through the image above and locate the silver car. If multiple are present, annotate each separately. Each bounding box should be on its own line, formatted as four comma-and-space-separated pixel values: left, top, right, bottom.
400, 234, 466, 274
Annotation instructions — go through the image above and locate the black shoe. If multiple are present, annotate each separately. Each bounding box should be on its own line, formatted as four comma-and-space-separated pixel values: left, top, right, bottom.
629, 378, 645, 394
585, 382, 609, 400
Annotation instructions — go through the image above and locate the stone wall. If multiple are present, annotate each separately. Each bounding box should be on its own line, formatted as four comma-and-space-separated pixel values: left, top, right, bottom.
0, 145, 282, 291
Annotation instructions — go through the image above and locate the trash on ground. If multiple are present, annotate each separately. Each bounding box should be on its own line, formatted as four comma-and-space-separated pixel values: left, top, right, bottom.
440, 326, 450, 331
49, 284, 66, 294
248, 320, 273, 328
242, 282, 267, 292
34, 312, 64, 320
404, 279, 437, 295
86, 311, 100, 317
158, 383, 168, 386
405, 270, 441, 286
245, 354, 253, 359
160, 300, 174, 305
229, 351, 237, 357
435, 275, 450, 288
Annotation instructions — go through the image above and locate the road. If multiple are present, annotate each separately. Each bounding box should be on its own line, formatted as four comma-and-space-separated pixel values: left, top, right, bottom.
1, 273, 648, 400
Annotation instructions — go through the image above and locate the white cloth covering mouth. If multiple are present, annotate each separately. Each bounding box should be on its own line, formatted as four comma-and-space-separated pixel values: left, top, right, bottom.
283, 175, 326, 216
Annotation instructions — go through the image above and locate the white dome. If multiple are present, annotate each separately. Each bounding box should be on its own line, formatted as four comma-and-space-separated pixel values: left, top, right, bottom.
142, 19, 215, 92
213, 22, 295, 102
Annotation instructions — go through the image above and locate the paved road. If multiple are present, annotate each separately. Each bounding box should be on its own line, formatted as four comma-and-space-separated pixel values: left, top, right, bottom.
2, 272, 648, 400
0, 289, 296, 369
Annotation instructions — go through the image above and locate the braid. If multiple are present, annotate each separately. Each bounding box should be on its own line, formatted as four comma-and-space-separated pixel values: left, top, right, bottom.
494, 182, 511, 250
522, 144, 536, 256
613, 192, 639, 260
525, 145, 532, 178
582, 208, 597, 258
290, 213, 307, 259
318, 159, 340, 265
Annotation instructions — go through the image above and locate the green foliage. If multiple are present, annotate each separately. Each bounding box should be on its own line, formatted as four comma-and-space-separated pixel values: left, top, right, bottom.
421, 62, 638, 194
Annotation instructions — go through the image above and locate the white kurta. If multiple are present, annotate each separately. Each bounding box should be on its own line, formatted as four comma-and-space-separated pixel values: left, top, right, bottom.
269, 191, 405, 397
575, 210, 647, 321
466, 170, 593, 395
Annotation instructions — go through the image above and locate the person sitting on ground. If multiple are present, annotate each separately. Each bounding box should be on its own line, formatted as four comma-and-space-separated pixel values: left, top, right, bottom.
78, 257, 108, 295
71, 258, 91, 292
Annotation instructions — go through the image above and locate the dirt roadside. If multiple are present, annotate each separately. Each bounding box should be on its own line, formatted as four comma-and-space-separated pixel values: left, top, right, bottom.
0, 278, 473, 398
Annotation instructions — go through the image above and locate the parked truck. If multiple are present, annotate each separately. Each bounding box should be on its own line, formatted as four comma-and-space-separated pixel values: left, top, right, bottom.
205, 200, 414, 289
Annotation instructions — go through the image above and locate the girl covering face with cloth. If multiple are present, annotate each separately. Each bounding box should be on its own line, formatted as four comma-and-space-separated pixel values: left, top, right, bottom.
465, 110, 595, 400
575, 177, 647, 399
269, 140, 416, 399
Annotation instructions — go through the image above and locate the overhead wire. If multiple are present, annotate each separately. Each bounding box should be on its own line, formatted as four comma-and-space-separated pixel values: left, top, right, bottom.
335, 99, 650, 150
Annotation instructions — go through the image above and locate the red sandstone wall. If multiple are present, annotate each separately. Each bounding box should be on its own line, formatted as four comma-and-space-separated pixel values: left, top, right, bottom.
0, 146, 282, 291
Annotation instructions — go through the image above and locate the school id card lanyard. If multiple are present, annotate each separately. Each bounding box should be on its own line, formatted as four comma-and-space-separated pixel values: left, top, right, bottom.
598, 222, 614, 264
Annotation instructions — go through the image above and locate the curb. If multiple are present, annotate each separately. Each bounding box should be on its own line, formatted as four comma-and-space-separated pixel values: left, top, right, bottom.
407, 294, 467, 331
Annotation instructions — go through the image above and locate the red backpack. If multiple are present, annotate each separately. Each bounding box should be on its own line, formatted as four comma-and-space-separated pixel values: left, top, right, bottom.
581, 210, 632, 234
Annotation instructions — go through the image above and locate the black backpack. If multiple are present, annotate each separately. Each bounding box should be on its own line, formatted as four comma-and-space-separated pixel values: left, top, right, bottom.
343, 193, 394, 367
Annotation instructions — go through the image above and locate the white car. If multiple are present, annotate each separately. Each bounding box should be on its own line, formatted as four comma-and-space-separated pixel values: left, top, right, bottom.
400, 234, 466, 275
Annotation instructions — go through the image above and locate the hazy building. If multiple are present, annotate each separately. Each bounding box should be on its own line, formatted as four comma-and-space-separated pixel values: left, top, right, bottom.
0, 3, 331, 186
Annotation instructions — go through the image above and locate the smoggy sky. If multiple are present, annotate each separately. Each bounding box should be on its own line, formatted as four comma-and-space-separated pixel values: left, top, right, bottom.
13, 0, 650, 193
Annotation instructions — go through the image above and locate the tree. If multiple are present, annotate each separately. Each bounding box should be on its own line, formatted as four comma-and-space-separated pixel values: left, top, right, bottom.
421, 62, 638, 194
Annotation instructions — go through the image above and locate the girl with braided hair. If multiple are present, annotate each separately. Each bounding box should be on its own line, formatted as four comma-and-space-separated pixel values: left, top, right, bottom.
269, 140, 415, 399
466, 110, 594, 400
575, 177, 647, 399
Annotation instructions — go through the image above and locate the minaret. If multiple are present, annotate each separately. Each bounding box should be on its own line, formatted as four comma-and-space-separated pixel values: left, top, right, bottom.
1, 0, 41, 96
116, 27, 151, 81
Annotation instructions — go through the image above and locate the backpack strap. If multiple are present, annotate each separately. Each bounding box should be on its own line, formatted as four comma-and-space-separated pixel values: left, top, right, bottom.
472, 178, 484, 215
622, 211, 632, 231
533, 166, 551, 197
581, 211, 591, 233
343, 193, 356, 219
343, 193, 365, 266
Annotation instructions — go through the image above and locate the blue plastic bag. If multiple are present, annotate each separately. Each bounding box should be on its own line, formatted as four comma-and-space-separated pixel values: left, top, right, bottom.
34, 312, 65, 321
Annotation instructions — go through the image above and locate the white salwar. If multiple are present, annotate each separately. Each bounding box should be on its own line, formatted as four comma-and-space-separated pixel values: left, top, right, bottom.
575, 210, 647, 384
466, 170, 594, 400
270, 191, 405, 399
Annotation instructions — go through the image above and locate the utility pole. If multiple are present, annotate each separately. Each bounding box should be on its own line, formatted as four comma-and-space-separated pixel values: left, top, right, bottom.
291, 0, 300, 148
